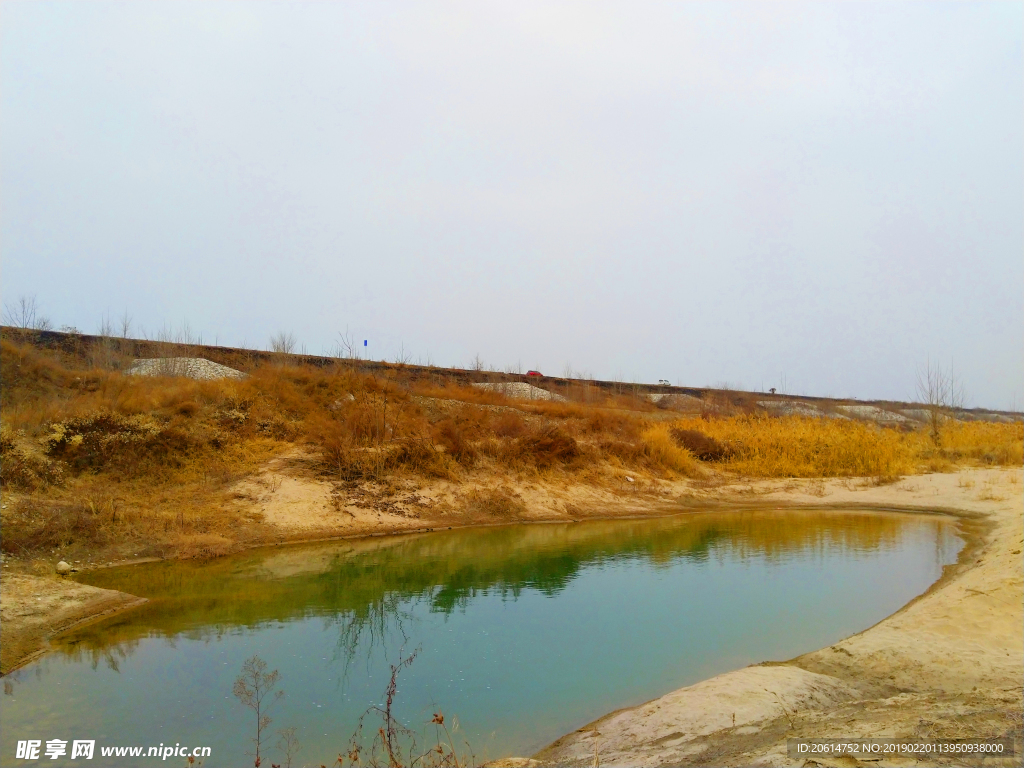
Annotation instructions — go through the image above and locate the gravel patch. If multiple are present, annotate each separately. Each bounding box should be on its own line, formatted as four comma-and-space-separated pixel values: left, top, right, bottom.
472, 382, 566, 401
126, 358, 247, 381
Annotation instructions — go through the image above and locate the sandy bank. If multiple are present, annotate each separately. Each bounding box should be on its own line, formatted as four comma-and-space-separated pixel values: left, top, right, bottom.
534, 468, 1023, 767
0, 573, 146, 675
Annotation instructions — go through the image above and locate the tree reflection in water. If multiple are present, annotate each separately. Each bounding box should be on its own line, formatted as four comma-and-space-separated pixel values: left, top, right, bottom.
55, 509, 956, 679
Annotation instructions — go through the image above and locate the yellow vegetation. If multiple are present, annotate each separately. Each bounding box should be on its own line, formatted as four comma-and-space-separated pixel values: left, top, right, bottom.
641, 424, 698, 476
668, 414, 1022, 479
2, 335, 1021, 561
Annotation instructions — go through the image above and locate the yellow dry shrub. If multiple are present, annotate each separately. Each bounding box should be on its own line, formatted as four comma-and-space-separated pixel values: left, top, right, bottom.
670, 414, 915, 478
641, 423, 698, 475
935, 421, 1023, 466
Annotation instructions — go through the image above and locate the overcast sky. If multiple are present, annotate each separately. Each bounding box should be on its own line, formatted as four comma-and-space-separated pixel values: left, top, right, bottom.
2, 2, 1021, 408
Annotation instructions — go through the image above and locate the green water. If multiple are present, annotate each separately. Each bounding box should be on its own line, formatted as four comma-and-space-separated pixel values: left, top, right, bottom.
1, 510, 961, 766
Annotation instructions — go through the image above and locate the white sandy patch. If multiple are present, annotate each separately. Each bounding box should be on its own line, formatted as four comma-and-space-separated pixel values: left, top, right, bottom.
126, 357, 246, 380
473, 382, 567, 401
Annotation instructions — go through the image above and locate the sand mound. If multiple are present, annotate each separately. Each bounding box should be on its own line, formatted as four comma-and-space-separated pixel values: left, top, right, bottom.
472, 382, 566, 401
126, 358, 246, 381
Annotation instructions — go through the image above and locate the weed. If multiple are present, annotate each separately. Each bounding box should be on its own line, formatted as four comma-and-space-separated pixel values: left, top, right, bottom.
343, 648, 473, 767
233, 655, 285, 767
275, 727, 301, 768
460, 487, 526, 519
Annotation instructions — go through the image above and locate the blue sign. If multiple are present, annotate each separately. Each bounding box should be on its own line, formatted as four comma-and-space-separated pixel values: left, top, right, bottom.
364, 340, 367, 347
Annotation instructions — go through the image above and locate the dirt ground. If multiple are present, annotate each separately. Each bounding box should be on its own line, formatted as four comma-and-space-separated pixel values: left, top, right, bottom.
2, 464, 1021, 768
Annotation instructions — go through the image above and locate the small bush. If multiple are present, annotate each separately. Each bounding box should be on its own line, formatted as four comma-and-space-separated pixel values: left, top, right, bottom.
44, 413, 202, 475
460, 487, 526, 518
0, 499, 107, 554
641, 424, 698, 475
433, 419, 477, 465
517, 426, 581, 469
598, 438, 643, 463
389, 440, 460, 480
0, 427, 65, 489
491, 411, 527, 438
670, 428, 733, 461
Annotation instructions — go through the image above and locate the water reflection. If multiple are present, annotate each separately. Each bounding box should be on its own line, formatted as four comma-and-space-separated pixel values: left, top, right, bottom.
61, 509, 955, 664
2, 509, 962, 763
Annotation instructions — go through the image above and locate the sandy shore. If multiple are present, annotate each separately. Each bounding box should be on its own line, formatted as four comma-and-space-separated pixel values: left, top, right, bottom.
533, 468, 1023, 767
2, 466, 1020, 768
0, 573, 146, 675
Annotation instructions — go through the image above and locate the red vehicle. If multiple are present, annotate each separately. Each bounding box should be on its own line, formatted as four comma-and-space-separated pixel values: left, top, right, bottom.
526, 370, 543, 377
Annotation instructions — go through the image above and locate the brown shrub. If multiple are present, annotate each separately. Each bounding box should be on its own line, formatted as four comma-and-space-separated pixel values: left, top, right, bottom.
0, 499, 108, 554
670, 428, 733, 461
460, 487, 526, 519
491, 410, 527, 438
0, 427, 65, 489
44, 413, 204, 475
582, 409, 641, 439
389, 440, 460, 479
433, 419, 477, 465
176, 400, 200, 416
598, 438, 643, 463
517, 426, 581, 468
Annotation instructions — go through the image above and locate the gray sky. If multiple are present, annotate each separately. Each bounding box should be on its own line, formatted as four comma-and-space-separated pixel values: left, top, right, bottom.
2, 2, 1021, 409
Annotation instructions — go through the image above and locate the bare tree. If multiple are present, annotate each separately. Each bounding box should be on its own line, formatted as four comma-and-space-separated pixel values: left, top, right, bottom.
97, 313, 115, 338
334, 327, 359, 360
270, 331, 297, 355
233, 655, 284, 767
3, 295, 52, 331
119, 310, 132, 339
916, 359, 966, 445
394, 342, 412, 365
470, 353, 485, 372
93, 313, 118, 370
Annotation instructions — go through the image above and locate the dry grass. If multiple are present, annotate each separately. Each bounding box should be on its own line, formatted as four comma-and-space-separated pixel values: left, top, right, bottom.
640, 424, 699, 476
459, 487, 527, 519
2, 336, 1021, 561
667, 414, 1022, 479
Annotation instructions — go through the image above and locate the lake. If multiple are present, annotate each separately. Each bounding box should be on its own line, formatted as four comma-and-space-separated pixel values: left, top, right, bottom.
0, 509, 961, 766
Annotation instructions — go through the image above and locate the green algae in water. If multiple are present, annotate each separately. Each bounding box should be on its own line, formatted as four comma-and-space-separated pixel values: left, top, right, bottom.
0, 509, 961, 765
